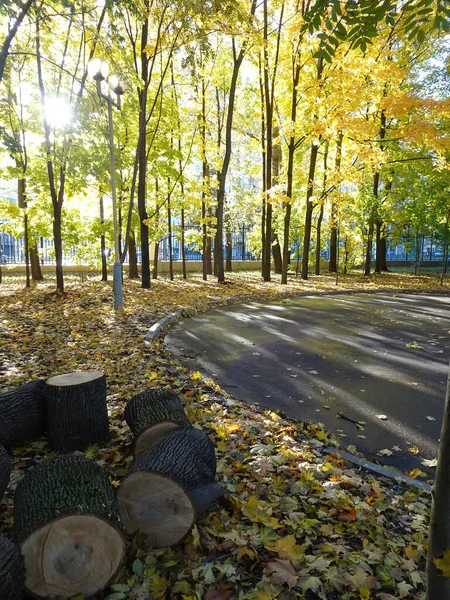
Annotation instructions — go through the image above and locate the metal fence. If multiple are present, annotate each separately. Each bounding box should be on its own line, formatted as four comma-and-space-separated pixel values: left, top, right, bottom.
0, 226, 258, 265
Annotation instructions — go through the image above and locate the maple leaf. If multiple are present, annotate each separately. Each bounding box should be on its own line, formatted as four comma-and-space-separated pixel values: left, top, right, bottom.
421, 458, 438, 467
434, 549, 450, 577
265, 535, 305, 560
242, 496, 282, 528
265, 559, 298, 589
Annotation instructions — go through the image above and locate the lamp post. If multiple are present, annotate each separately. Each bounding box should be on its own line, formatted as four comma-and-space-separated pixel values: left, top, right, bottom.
88, 57, 125, 310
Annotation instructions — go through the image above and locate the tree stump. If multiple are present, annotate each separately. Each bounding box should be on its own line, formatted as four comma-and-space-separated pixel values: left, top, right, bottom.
124, 389, 191, 458
46, 371, 109, 451
14, 454, 125, 599
0, 533, 25, 600
0, 379, 46, 448
118, 426, 224, 547
0, 444, 11, 500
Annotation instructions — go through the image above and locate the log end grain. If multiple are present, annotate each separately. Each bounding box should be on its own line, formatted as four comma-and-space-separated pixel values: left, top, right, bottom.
22, 515, 125, 599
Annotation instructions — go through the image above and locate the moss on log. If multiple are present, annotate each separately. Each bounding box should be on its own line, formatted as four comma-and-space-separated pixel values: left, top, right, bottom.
124, 389, 191, 457
118, 426, 224, 546
14, 454, 125, 599
0, 533, 25, 600
0, 380, 46, 447
46, 371, 109, 451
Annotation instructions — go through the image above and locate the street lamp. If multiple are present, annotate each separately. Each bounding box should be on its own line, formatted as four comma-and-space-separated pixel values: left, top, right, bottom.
88, 57, 125, 310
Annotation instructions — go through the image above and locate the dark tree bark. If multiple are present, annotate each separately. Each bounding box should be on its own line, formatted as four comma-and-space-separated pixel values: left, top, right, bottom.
225, 228, 232, 272
375, 219, 382, 273
364, 220, 374, 276
329, 131, 343, 273
45, 371, 109, 451
118, 426, 224, 547
441, 208, 450, 286
0, 533, 25, 600
0, 0, 34, 82
137, 3, 151, 289
215, 0, 257, 283
272, 125, 282, 274
125, 389, 190, 458
153, 241, 159, 279
167, 189, 173, 281
0, 380, 46, 448
14, 455, 125, 599
315, 141, 328, 276
128, 231, 139, 279
259, 56, 266, 278
301, 141, 320, 279
181, 208, 187, 279
99, 194, 107, 281
30, 242, 43, 280
0, 445, 11, 501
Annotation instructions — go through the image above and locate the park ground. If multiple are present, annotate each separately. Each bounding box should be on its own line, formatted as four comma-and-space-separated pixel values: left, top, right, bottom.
0, 270, 447, 600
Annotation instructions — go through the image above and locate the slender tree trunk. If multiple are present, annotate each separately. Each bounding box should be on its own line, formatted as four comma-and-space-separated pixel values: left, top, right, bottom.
167, 190, 173, 281
329, 132, 343, 273
207, 206, 213, 275
380, 231, 389, 272
315, 141, 328, 276
216, 0, 257, 283
53, 201, 64, 292
415, 231, 421, 275
99, 195, 107, 282
181, 208, 186, 280
259, 55, 266, 278
301, 142, 319, 280
201, 76, 208, 281
153, 242, 159, 279
225, 228, 232, 272
128, 231, 139, 279
364, 222, 374, 276
272, 125, 282, 275
138, 4, 150, 288
282, 60, 301, 285
441, 209, 450, 286
343, 238, 348, 274
18, 177, 30, 288
0, 0, 34, 82
30, 243, 43, 280
375, 219, 382, 273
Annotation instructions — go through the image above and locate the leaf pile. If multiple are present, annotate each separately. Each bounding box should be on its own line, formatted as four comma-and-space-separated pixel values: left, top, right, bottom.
0, 272, 440, 599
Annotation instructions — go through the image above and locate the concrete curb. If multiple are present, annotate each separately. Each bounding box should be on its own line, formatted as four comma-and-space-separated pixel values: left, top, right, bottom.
144, 286, 450, 345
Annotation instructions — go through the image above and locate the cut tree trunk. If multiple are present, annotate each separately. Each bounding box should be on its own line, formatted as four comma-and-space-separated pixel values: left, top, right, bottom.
14, 454, 125, 599
0, 445, 11, 500
118, 426, 224, 547
0, 534, 25, 600
45, 371, 109, 451
0, 379, 46, 448
124, 389, 191, 458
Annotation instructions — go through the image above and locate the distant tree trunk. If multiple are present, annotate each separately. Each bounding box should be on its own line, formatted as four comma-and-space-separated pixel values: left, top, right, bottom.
364, 221, 374, 276
201, 75, 208, 282
380, 231, 389, 272
138, 4, 150, 289
441, 208, 450, 286
53, 201, 64, 292
0, 0, 34, 82
315, 141, 328, 276
215, 0, 257, 283
282, 60, 301, 285
153, 242, 159, 279
30, 243, 43, 280
18, 177, 30, 288
128, 231, 139, 279
375, 219, 382, 273
181, 208, 186, 280
99, 195, 107, 282
272, 125, 282, 275
301, 141, 319, 280
259, 56, 266, 278
225, 228, 232, 272
329, 132, 343, 273
167, 190, 173, 281
343, 237, 348, 274
415, 231, 421, 275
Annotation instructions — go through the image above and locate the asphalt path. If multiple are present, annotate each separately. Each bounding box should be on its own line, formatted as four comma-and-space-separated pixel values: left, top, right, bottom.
166, 292, 450, 477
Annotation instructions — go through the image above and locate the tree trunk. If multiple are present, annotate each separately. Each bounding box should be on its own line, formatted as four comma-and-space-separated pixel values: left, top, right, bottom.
128, 231, 139, 279
426, 366, 450, 599
259, 56, 266, 278
207, 206, 213, 275
167, 191, 173, 281
415, 231, 421, 275
118, 426, 224, 547
181, 208, 187, 280
0, 533, 25, 600
441, 208, 450, 286
301, 142, 319, 280
14, 454, 125, 599
380, 233, 389, 272
30, 243, 43, 281
0, 0, 34, 82
315, 204, 324, 275
364, 221, 374, 276
153, 241, 159, 279
329, 132, 343, 273
124, 389, 191, 458
100, 195, 107, 281
53, 200, 64, 293
0, 380, 46, 448
45, 371, 109, 451
138, 6, 151, 289
375, 219, 382, 273
0, 445, 11, 501
226, 229, 232, 272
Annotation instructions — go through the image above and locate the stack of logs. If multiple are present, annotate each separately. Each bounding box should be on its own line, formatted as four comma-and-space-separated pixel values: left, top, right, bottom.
0, 376, 224, 600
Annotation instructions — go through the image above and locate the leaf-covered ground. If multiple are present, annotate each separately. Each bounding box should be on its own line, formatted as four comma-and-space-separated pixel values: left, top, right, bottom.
0, 271, 446, 600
